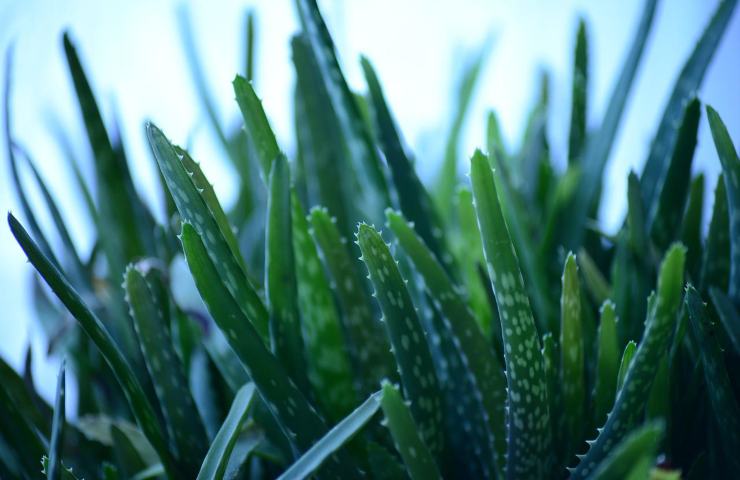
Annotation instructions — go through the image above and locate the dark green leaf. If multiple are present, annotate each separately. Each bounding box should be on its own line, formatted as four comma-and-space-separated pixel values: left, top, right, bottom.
589, 420, 664, 480
568, 19, 589, 164
47, 360, 66, 480
233, 75, 280, 179
592, 301, 619, 428
700, 175, 730, 292
709, 287, 740, 355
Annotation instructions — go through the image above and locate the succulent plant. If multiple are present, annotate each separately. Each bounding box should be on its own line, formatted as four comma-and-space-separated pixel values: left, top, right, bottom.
3, 0, 739, 478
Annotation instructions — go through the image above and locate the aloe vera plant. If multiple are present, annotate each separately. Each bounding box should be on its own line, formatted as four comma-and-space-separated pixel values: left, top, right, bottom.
3, 0, 739, 478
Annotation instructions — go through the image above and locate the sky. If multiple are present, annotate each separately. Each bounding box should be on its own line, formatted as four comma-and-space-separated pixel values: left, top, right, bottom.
0, 0, 738, 409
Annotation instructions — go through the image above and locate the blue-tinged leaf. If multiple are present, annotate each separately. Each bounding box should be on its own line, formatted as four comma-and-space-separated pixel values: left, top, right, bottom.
706, 105, 740, 305
568, 19, 589, 164
681, 174, 705, 281
558, 0, 659, 249
8, 214, 179, 478
291, 194, 356, 419
362, 57, 451, 272
294, 0, 390, 225
387, 209, 506, 477
592, 301, 619, 428
380, 382, 442, 480
265, 156, 310, 392
572, 245, 685, 479
197, 383, 256, 480
47, 360, 66, 480
641, 0, 738, 207
308, 207, 396, 394
709, 287, 740, 355
277, 390, 382, 480
147, 123, 269, 341
589, 420, 664, 480
356, 224, 445, 458
470, 150, 551, 478
686, 286, 740, 475
648, 98, 700, 251
124, 263, 208, 475
180, 222, 360, 477
700, 175, 730, 292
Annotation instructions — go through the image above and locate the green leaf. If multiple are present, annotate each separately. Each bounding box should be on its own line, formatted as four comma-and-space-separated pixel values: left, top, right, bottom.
292, 36, 355, 236
558, 0, 658, 249
616, 340, 637, 392
356, 223, 445, 457
243, 10, 255, 81
706, 105, 740, 305
648, 98, 700, 251
572, 244, 685, 479
63, 32, 152, 277
124, 263, 208, 474
7, 214, 179, 478
233, 75, 280, 179
308, 207, 396, 393
47, 360, 66, 480
291, 194, 356, 419
180, 222, 359, 476
560, 253, 585, 460
470, 150, 551, 477
681, 174, 705, 281
197, 383, 256, 480
380, 382, 442, 480
685, 286, 740, 475
433, 41, 490, 220
294, 0, 390, 225
592, 301, 619, 428
265, 155, 310, 392
568, 19, 589, 164
541, 333, 560, 474
641, 0, 738, 207
577, 248, 610, 307
146, 123, 269, 341
589, 421, 664, 480
361, 57, 450, 271
700, 174, 730, 292
277, 390, 382, 480
709, 287, 740, 357
386, 209, 506, 476
41, 457, 81, 480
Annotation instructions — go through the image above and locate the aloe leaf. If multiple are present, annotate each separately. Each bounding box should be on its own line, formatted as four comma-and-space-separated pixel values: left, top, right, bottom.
147, 123, 269, 341
577, 249, 610, 306
568, 19, 588, 164
277, 390, 382, 480
559, 0, 658, 249
648, 98, 700, 251
244, 10, 255, 81
0, 383, 47, 474
366, 441, 407, 480
292, 36, 355, 235
42, 457, 81, 480
63, 33, 152, 275
646, 353, 669, 420
386, 209, 506, 475
294, 0, 390, 225
356, 224, 445, 458
685, 286, 740, 475
572, 244, 685, 479
291, 194, 356, 419
265, 156, 310, 393
362, 57, 450, 271
379, 382, 442, 480
308, 207, 396, 393
592, 301, 619, 428
641, 0, 738, 207
8, 214, 179, 478
180, 222, 359, 476
681, 175, 705, 281
124, 263, 208, 474
541, 333, 561, 474
456, 188, 496, 338
46, 360, 66, 480
616, 340, 637, 392
709, 287, 740, 356
197, 383, 256, 480
700, 175, 730, 291
233, 75, 280, 179
589, 420, 664, 480
470, 150, 551, 477
706, 105, 740, 305
560, 253, 585, 460
177, 147, 246, 273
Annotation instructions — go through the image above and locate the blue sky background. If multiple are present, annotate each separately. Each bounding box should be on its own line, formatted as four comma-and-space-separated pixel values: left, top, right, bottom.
1, 0, 738, 410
